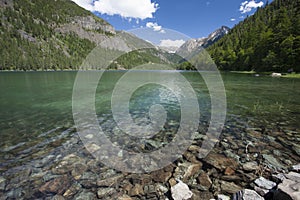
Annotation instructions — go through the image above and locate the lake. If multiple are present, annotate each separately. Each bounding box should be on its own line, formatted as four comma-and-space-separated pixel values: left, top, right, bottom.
0, 71, 299, 197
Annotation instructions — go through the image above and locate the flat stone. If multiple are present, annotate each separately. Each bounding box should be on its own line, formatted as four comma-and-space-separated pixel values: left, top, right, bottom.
191, 190, 214, 200
197, 172, 212, 191
254, 177, 276, 190
203, 153, 238, 171
278, 179, 300, 200
220, 181, 243, 194
262, 154, 286, 170
171, 181, 193, 200
129, 184, 144, 196
39, 175, 71, 195
285, 172, 300, 183
218, 194, 230, 200
233, 189, 264, 200
97, 187, 116, 199
97, 174, 124, 187
243, 161, 259, 171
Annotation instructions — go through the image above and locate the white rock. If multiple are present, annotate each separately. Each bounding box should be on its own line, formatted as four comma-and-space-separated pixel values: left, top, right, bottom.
171, 181, 193, 200
271, 73, 282, 77
254, 177, 276, 190
233, 189, 264, 200
218, 194, 230, 200
292, 163, 300, 172
278, 179, 300, 200
285, 172, 300, 183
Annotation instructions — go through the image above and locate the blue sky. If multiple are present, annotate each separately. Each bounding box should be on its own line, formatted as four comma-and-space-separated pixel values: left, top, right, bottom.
72, 0, 269, 46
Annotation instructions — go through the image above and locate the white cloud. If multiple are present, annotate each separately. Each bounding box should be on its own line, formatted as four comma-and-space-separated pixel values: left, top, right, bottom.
159, 39, 186, 48
72, 0, 158, 20
72, 0, 95, 11
146, 22, 166, 33
230, 18, 236, 21
146, 22, 162, 31
239, 0, 264, 14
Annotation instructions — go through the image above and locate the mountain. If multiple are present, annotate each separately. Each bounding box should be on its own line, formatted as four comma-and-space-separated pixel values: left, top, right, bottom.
208, 0, 300, 72
176, 26, 230, 57
0, 0, 170, 71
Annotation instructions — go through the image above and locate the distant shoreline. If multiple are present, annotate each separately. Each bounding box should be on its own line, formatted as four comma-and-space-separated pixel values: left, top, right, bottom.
1, 69, 299, 78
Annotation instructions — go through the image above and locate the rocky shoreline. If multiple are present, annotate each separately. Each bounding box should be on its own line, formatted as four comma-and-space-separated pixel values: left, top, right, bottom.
0, 120, 299, 200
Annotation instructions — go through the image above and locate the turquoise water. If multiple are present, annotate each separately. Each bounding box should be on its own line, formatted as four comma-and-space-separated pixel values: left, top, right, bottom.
0, 71, 299, 150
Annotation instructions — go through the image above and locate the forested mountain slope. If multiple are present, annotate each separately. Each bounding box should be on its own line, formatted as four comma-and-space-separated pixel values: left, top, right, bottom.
208, 0, 300, 72
0, 0, 117, 70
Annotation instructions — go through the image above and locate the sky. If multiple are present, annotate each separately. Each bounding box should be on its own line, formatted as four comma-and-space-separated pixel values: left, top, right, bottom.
72, 0, 269, 47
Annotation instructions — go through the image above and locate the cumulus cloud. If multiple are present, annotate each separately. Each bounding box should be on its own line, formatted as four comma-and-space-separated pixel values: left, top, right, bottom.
159, 39, 186, 48
146, 22, 165, 33
239, 0, 264, 14
146, 22, 162, 31
72, 0, 158, 20
230, 18, 236, 21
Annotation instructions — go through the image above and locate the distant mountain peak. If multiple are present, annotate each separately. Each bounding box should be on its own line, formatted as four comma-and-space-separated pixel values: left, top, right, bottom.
176, 26, 230, 56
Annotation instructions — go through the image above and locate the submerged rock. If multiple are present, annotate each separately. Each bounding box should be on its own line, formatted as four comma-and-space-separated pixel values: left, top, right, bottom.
262, 154, 286, 171
97, 187, 116, 199
203, 153, 238, 171
39, 175, 71, 195
171, 180, 193, 200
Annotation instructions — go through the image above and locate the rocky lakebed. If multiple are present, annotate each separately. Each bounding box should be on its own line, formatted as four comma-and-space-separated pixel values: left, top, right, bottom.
0, 116, 299, 200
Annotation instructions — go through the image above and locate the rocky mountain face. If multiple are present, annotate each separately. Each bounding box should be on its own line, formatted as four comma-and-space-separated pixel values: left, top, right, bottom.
176, 26, 230, 56
0, 0, 164, 70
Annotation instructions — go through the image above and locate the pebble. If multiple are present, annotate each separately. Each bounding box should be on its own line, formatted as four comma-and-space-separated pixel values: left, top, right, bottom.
243, 161, 259, 171
97, 187, 116, 199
